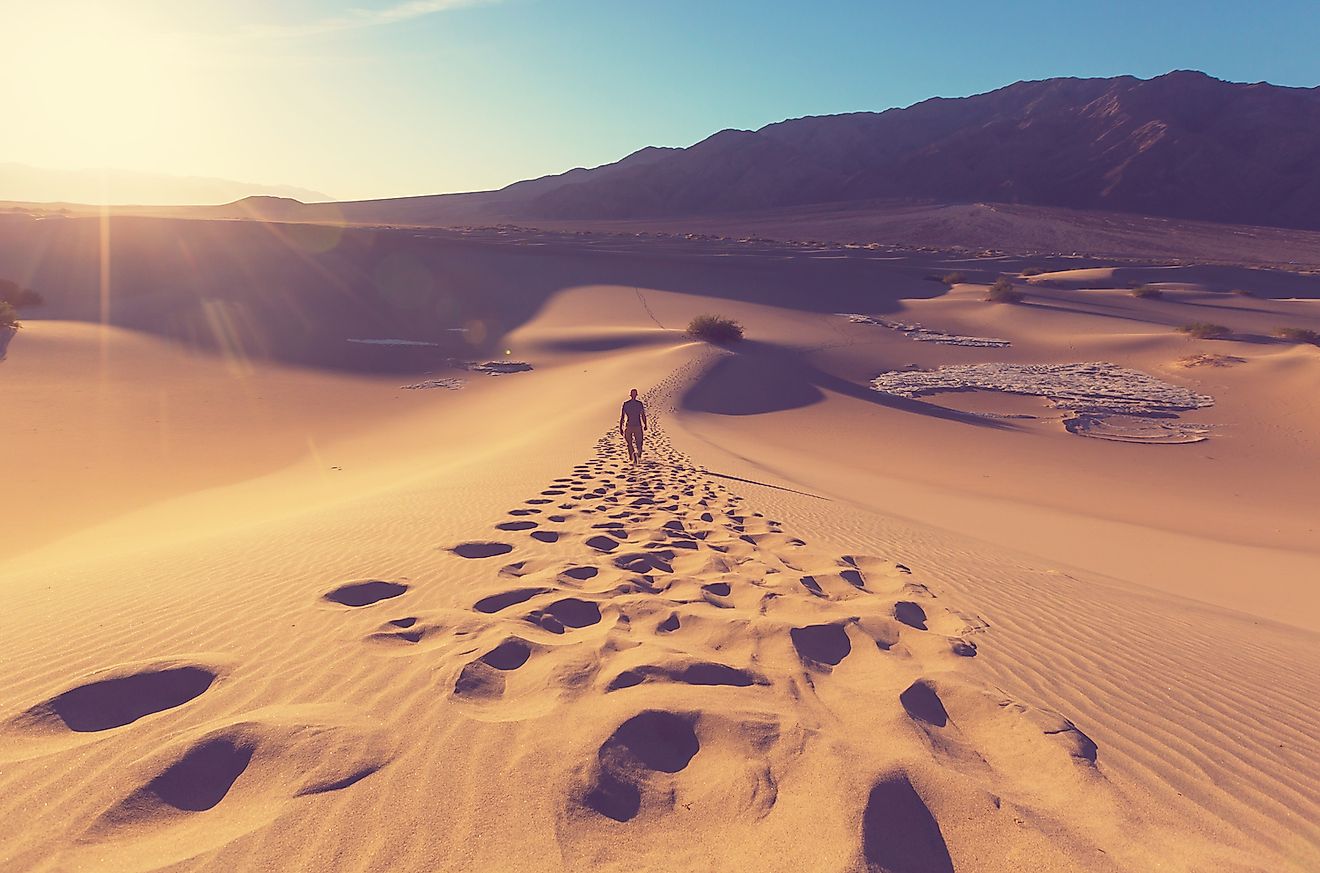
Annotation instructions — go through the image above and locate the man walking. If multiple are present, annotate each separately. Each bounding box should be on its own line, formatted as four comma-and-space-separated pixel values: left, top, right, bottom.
619, 389, 647, 463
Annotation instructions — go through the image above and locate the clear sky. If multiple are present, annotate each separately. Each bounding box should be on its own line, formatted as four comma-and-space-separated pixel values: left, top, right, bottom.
2, 0, 1318, 201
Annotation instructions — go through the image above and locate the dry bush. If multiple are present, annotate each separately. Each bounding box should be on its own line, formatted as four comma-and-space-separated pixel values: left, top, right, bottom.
687, 314, 744, 343
986, 277, 1024, 303
1177, 322, 1231, 339
1273, 326, 1320, 345
0, 279, 42, 308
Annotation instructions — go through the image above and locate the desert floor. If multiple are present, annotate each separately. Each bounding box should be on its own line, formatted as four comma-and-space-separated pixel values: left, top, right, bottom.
1, 224, 1317, 872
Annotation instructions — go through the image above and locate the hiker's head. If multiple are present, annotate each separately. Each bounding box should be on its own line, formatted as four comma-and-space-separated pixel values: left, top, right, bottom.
630, 389, 639, 399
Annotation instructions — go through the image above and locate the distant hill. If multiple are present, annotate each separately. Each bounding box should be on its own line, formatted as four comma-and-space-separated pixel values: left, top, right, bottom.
11, 71, 1318, 241
0, 163, 331, 206
516, 71, 1320, 230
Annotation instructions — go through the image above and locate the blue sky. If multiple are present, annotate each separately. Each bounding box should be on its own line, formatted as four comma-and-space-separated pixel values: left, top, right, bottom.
2, 0, 1317, 200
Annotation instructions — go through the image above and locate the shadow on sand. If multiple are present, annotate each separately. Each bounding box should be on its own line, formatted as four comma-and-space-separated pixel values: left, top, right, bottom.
681, 338, 1016, 430
0, 214, 952, 374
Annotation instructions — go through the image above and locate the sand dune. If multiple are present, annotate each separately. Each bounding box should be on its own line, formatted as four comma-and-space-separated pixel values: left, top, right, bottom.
1, 227, 1317, 871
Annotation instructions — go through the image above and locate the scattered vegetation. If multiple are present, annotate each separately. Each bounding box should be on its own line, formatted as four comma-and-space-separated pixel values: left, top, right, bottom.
941, 271, 969, 285
0, 279, 42, 308
686, 314, 744, 343
1177, 322, 1231, 340
0, 301, 19, 330
1229, 288, 1255, 297
1273, 326, 1320, 345
986, 277, 1024, 303
1131, 284, 1164, 299
1020, 267, 1043, 276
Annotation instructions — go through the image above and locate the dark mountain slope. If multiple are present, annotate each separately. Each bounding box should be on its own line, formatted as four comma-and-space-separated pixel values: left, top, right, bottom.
524, 71, 1320, 229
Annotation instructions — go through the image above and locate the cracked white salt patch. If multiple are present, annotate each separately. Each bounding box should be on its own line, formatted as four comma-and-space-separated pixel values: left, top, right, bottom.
1065, 414, 1211, 444
840, 314, 1011, 348
870, 362, 1213, 415
401, 378, 465, 390
348, 338, 440, 347
464, 361, 533, 375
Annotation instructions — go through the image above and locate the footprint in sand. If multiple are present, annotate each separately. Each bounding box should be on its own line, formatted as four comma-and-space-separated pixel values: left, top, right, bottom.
899, 679, 950, 728
451, 541, 515, 559
2, 659, 221, 751
474, 587, 553, 614
861, 772, 954, 873
893, 601, 928, 630
368, 616, 426, 644
581, 710, 700, 822
613, 551, 674, 574
71, 707, 391, 870
453, 638, 538, 701
586, 535, 621, 553
527, 598, 602, 634
424, 419, 1099, 864
790, 623, 852, 668
607, 660, 765, 692
323, 580, 409, 607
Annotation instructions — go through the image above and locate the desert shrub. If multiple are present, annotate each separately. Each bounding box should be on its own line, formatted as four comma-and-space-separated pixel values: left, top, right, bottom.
1177, 322, 1231, 339
1020, 267, 1043, 276
0, 301, 19, 330
0, 279, 42, 307
1131, 284, 1163, 299
1229, 288, 1254, 297
1273, 326, 1320, 345
941, 272, 969, 285
986, 277, 1024, 303
687, 314, 744, 343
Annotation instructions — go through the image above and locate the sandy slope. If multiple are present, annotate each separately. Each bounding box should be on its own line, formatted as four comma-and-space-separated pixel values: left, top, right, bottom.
0, 321, 436, 560
1, 247, 1317, 871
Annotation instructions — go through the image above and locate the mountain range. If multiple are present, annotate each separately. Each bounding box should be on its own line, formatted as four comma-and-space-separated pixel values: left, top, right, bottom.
14, 71, 1319, 234
491, 70, 1320, 230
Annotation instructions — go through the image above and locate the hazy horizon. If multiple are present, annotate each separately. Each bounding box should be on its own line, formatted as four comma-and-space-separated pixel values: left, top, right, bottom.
2, 0, 1318, 203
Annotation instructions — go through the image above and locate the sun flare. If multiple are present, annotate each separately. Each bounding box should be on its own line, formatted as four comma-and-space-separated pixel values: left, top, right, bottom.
4, 4, 197, 167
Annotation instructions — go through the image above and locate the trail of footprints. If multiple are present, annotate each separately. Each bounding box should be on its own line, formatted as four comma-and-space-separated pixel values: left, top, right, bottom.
2, 415, 1102, 869
353, 420, 1103, 864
